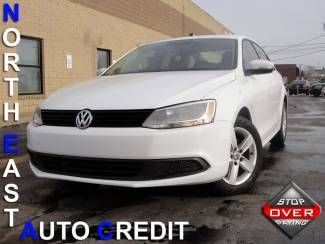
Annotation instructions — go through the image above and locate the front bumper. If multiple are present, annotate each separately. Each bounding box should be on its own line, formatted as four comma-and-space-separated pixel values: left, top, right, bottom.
27, 121, 232, 187
29, 150, 210, 181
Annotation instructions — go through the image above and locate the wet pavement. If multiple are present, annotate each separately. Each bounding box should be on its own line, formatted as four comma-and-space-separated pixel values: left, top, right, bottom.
0, 96, 324, 244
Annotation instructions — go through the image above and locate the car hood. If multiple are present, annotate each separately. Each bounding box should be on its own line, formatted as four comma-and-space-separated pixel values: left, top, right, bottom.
41, 71, 236, 110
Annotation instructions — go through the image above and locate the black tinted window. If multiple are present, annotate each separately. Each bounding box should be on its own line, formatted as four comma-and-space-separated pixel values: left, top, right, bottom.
242, 40, 259, 70
97, 49, 111, 76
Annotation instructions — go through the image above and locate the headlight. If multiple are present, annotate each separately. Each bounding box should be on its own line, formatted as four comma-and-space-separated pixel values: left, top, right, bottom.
143, 100, 216, 129
33, 106, 43, 126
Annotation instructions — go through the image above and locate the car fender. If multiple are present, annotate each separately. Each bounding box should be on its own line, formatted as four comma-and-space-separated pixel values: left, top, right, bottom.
279, 85, 288, 114
203, 79, 254, 126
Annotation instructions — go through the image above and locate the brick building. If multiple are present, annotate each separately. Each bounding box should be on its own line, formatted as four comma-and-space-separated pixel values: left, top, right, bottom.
1, 0, 231, 126
275, 64, 299, 84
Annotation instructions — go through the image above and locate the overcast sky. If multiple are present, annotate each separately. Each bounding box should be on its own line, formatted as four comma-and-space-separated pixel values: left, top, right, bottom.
193, 0, 325, 68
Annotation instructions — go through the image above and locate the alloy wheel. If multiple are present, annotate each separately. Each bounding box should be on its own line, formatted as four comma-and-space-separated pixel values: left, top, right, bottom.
223, 127, 257, 186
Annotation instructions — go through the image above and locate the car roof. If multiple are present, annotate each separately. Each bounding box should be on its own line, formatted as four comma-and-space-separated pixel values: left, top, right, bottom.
141, 35, 253, 46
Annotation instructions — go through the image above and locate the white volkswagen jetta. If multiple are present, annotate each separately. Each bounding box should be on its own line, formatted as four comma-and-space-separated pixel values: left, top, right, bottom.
28, 35, 287, 194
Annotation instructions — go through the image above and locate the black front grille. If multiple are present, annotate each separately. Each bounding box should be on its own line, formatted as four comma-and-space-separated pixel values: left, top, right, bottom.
41, 109, 154, 127
29, 151, 210, 181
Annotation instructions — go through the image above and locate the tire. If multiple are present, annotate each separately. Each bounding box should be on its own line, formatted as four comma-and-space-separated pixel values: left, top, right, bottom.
270, 102, 287, 147
313, 92, 321, 97
211, 117, 263, 195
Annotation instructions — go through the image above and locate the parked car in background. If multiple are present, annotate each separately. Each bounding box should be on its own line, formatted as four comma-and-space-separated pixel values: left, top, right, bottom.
288, 80, 310, 95
309, 80, 319, 86
310, 79, 325, 97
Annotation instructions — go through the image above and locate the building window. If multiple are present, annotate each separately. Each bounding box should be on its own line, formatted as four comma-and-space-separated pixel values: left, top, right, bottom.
97, 48, 111, 75
17, 36, 43, 94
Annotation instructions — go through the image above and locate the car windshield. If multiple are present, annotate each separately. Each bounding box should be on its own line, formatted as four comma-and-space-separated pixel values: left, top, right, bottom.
104, 39, 237, 75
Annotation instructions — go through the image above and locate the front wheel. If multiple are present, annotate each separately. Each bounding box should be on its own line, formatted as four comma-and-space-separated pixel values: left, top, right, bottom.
211, 117, 263, 195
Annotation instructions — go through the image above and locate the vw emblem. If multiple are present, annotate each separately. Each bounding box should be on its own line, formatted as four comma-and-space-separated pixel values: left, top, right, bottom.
76, 109, 93, 129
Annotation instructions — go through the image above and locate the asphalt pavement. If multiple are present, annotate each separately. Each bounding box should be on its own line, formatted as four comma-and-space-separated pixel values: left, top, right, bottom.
0, 96, 324, 244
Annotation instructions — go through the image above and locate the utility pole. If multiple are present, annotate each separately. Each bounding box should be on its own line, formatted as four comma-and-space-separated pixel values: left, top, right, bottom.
299, 64, 304, 80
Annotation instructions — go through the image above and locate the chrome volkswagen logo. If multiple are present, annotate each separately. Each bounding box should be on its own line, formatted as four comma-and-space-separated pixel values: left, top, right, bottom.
76, 110, 93, 129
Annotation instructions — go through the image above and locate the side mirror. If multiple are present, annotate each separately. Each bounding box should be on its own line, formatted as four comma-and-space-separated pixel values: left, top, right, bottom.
245, 59, 274, 75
